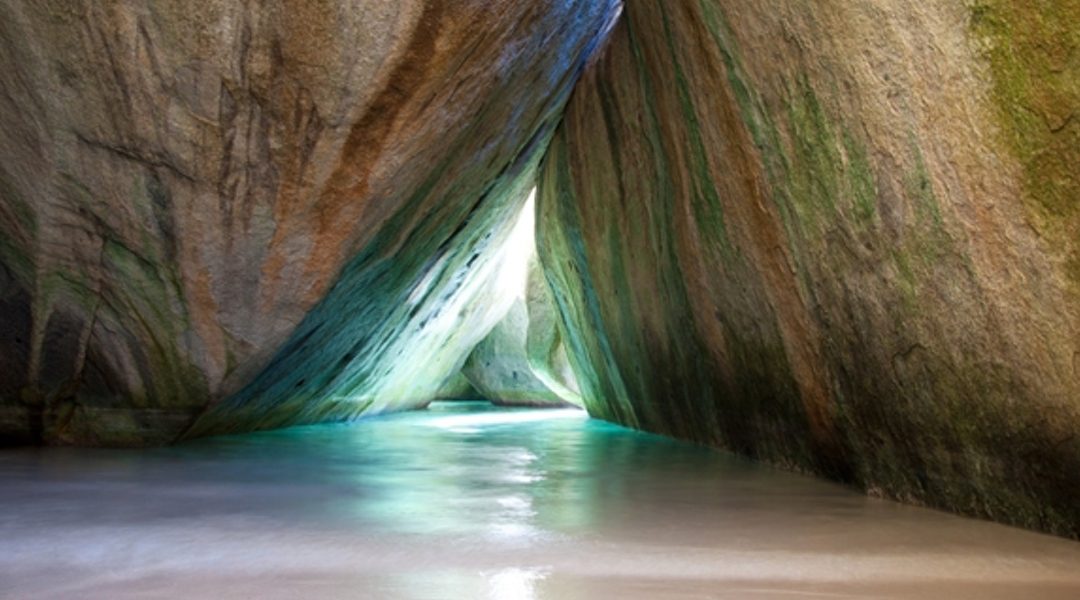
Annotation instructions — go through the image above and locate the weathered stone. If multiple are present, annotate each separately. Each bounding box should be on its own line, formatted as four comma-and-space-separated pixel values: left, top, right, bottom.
431, 371, 481, 402
0, 0, 621, 444
462, 257, 581, 407
538, 0, 1080, 537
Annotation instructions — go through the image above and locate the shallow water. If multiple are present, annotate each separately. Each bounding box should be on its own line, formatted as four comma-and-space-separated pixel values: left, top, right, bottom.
2, 401, 1079, 599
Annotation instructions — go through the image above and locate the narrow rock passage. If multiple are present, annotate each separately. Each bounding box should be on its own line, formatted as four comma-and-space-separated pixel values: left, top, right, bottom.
2, 401, 1079, 599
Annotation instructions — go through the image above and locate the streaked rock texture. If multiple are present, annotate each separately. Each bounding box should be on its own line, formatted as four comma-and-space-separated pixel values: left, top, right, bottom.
538, 0, 1080, 537
0, 0, 621, 444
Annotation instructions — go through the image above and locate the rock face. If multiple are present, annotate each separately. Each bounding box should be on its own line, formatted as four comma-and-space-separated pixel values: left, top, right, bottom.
538, 0, 1080, 537
462, 253, 582, 407
0, 0, 621, 444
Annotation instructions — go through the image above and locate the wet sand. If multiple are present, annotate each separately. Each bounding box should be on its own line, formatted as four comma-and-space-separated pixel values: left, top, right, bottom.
2, 401, 1079, 599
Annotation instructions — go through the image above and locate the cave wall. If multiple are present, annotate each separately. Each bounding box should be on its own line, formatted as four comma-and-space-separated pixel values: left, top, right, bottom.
538, 0, 1080, 537
0, 0, 622, 444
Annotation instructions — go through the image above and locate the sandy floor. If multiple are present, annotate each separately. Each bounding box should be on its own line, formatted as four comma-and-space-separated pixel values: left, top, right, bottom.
2, 401, 1079, 599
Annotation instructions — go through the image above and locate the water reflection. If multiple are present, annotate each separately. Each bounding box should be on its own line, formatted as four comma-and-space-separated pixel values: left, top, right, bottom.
335, 403, 593, 540
2, 401, 1080, 599
487, 567, 548, 600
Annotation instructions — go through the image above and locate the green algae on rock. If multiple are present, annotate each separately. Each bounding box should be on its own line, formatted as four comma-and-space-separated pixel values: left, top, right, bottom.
970, 0, 1080, 289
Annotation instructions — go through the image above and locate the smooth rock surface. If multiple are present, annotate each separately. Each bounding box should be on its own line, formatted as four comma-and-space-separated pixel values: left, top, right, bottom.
463, 253, 582, 407
0, 0, 621, 444
538, 0, 1080, 537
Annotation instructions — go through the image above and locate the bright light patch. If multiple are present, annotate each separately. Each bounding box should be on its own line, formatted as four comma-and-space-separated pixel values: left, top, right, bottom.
496, 495, 532, 510
358, 187, 542, 413
487, 568, 547, 600
425, 408, 586, 431
494, 187, 537, 304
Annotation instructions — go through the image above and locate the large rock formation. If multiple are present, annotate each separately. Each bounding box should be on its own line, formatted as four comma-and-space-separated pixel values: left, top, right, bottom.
538, 0, 1080, 537
0, 0, 621, 444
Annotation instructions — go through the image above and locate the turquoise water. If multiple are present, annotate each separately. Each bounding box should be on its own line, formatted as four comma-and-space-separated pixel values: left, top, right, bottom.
2, 401, 1079, 599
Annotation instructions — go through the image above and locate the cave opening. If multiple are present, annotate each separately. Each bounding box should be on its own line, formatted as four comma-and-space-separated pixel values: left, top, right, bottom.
440, 185, 586, 413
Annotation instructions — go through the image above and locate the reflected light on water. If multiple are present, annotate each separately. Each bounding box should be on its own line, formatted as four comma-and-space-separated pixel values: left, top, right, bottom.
3, 401, 1080, 599
425, 407, 586, 432
487, 567, 548, 600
